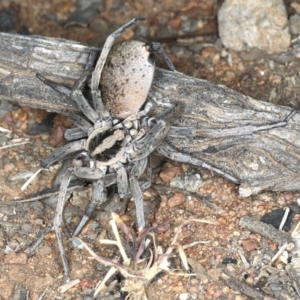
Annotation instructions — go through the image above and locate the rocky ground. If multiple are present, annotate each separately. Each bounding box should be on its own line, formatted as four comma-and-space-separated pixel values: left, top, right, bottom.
1, 0, 300, 299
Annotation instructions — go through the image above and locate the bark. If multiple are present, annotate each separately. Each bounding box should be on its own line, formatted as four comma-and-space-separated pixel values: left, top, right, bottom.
221, 273, 269, 300
0, 32, 299, 196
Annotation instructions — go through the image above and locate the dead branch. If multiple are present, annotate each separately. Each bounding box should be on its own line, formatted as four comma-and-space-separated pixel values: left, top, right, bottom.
221, 273, 274, 300
239, 216, 294, 247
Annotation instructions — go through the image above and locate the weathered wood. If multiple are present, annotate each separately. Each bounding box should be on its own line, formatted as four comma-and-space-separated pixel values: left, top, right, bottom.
239, 216, 294, 247
0, 32, 95, 114
221, 273, 268, 300
0, 32, 299, 196
154, 71, 300, 196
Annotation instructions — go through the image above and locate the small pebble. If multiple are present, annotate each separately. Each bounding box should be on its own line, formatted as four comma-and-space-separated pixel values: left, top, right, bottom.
276, 263, 284, 270
80, 278, 94, 288
217, 217, 227, 225
17, 112, 28, 122
39, 245, 52, 256
167, 193, 185, 207
213, 290, 222, 298
4, 163, 14, 173
242, 239, 259, 252
226, 264, 235, 273
20, 223, 33, 234
179, 292, 190, 300
159, 164, 182, 182
223, 70, 236, 82
188, 286, 199, 294
190, 293, 198, 300
222, 286, 231, 294
168, 16, 181, 29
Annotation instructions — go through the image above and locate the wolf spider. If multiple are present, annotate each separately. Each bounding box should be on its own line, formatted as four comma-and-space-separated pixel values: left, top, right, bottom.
33, 18, 241, 280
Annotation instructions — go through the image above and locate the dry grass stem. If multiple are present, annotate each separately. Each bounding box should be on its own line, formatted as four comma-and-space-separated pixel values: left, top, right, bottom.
76, 213, 216, 299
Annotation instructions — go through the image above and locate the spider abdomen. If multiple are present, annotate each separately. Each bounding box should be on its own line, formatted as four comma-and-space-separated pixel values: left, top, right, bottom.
100, 40, 155, 119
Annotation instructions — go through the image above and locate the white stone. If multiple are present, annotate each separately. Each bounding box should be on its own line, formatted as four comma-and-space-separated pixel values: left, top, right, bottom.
179, 293, 190, 300
218, 0, 290, 54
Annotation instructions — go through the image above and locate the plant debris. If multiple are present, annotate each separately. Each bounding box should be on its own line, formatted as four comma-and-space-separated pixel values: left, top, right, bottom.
77, 213, 216, 299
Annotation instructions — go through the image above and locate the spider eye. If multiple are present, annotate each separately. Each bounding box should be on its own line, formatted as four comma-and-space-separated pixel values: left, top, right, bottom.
124, 120, 133, 128
129, 128, 138, 136
145, 43, 151, 53
72, 157, 83, 167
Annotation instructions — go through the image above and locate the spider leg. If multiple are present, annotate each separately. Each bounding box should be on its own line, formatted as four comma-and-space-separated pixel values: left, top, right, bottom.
168, 126, 196, 138
156, 141, 240, 184
64, 127, 88, 141
103, 173, 118, 186
36, 73, 72, 97
42, 139, 86, 168
129, 120, 166, 160
73, 166, 104, 180
67, 114, 93, 133
28, 226, 52, 257
155, 111, 297, 185
35, 48, 95, 97
71, 70, 99, 123
242, 109, 298, 134
119, 158, 152, 199
129, 103, 179, 160
147, 42, 175, 71
140, 155, 152, 191
169, 111, 297, 140
36, 73, 94, 132
53, 169, 73, 281
71, 168, 119, 237
129, 157, 148, 230
16, 173, 117, 203
116, 165, 129, 197
85, 50, 99, 70
91, 18, 145, 119
73, 180, 107, 237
